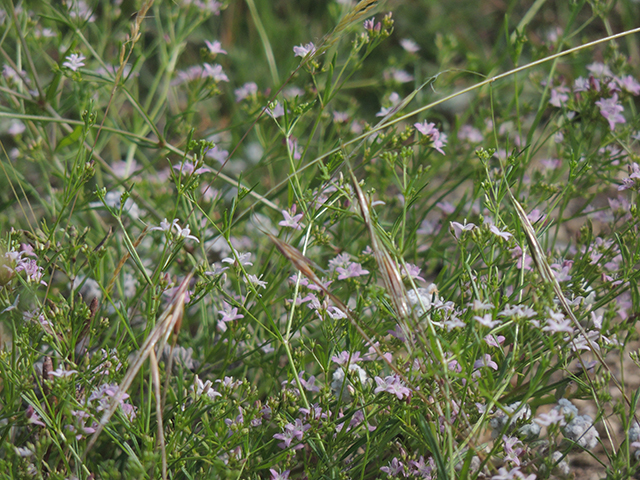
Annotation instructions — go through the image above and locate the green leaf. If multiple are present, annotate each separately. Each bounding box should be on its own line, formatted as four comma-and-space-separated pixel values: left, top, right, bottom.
56, 125, 83, 151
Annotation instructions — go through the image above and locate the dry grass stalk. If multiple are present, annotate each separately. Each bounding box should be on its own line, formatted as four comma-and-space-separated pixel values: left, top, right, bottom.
266, 231, 428, 404
507, 189, 631, 408
84, 272, 193, 458
348, 170, 415, 352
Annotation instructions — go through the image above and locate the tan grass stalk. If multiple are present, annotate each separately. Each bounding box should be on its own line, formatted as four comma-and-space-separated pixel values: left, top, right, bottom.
266, 231, 427, 403
348, 170, 415, 353
507, 188, 631, 410
84, 272, 193, 457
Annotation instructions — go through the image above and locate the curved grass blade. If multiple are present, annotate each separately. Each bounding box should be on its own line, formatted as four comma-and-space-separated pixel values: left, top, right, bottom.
348, 169, 415, 353
506, 188, 631, 408
84, 272, 193, 456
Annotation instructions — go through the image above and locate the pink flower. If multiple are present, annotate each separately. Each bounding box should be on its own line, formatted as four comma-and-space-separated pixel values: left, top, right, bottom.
595, 94, 626, 130
269, 469, 290, 480
374, 375, 411, 400
616, 75, 640, 95
458, 124, 484, 143
380, 458, 405, 476
279, 204, 304, 230
173, 159, 212, 175
50, 367, 78, 377
204, 40, 227, 55
26, 405, 45, 427
202, 63, 228, 82
399, 38, 420, 53
401, 263, 426, 282
234, 82, 258, 102
414, 121, 447, 154
332, 351, 363, 365
549, 85, 570, 107
273, 419, 310, 449
293, 42, 316, 58
363, 17, 381, 32
298, 371, 320, 392
327, 306, 347, 319
490, 225, 513, 240
474, 354, 498, 370
286, 136, 303, 160
376, 92, 402, 117
484, 334, 505, 347
450, 220, 476, 239
385, 68, 413, 83
541, 310, 573, 334
265, 102, 285, 119
474, 313, 500, 328
219, 303, 243, 322
336, 262, 369, 280
205, 145, 228, 163
534, 409, 566, 427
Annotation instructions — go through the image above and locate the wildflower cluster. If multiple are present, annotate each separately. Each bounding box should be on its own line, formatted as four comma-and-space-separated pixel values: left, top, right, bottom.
1, 1, 640, 479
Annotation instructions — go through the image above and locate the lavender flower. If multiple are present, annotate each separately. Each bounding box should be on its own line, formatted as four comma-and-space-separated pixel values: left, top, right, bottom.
490, 225, 513, 240
279, 204, 304, 230
336, 262, 369, 280
534, 409, 566, 427
458, 124, 484, 143
331, 364, 369, 401
407, 285, 438, 317
450, 220, 476, 239
331, 351, 363, 365
474, 313, 500, 328
374, 374, 411, 400
595, 93, 626, 130
203, 63, 228, 82
273, 418, 310, 449
205, 40, 227, 55
380, 457, 406, 476
414, 121, 447, 154
269, 469, 290, 480
293, 42, 316, 58
234, 82, 258, 102
376, 92, 402, 117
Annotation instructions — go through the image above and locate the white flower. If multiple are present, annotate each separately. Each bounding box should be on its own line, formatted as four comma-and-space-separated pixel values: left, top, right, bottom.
246, 274, 267, 289
293, 42, 316, 58
63, 53, 86, 71
399, 38, 420, 53
174, 223, 199, 243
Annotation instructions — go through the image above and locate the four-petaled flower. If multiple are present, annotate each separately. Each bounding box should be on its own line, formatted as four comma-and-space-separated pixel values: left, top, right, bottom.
279, 204, 304, 230
269, 469, 291, 480
474, 313, 500, 328
331, 351, 363, 365
63, 53, 86, 71
595, 93, 626, 130
380, 457, 405, 476
451, 220, 476, 239
205, 40, 227, 56
414, 121, 447, 154
203, 63, 228, 82
151, 218, 199, 243
534, 409, 566, 427
336, 262, 369, 280
374, 374, 411, 400
273, 418, 311, 449
217, 302, 244, 332
490, 225, 513, 240
293, 42, 316, 58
